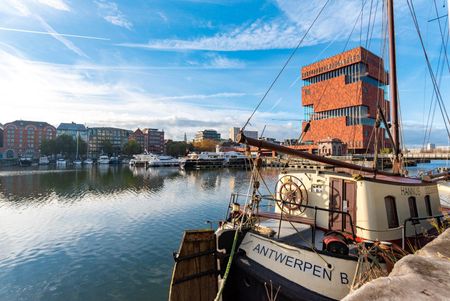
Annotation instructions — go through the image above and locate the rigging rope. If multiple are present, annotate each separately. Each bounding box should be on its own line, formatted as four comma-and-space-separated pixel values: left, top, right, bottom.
241, 0, 331, 131
432, 0, 450, 72
407, 0, 450, 139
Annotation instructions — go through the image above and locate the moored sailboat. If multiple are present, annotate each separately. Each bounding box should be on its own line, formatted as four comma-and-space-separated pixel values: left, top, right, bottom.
169, 1, 449, 300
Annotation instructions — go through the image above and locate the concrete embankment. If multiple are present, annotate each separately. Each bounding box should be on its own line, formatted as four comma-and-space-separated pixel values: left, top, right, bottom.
343, 229, 450, 301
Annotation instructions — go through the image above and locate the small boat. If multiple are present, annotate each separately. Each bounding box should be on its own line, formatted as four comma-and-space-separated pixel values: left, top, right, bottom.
109, 156, 120, 164
98, 155, 110, 164
180, 152, 225, 169
19, 156, 33, 167
38, 156, 49, 165
73, 159, 82, 166
56, 158, 66, 166
83, 158, 94, 165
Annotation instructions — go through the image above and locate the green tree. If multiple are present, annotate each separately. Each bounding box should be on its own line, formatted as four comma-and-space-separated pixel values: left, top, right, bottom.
40, 139, 57, 155
56, 134, 76, 157
165, 140, 193, 157
192, 139, 217, 152
123, 140, 142, 156
101, 140, 114, 156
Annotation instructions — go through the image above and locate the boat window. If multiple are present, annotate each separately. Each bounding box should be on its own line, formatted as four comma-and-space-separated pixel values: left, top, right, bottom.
384, 196, 399, 228
408, 196, 419, 224
424, 195, 432, 216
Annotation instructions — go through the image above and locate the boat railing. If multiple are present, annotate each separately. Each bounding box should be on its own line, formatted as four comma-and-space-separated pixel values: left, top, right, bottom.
227, 193, 356, 248
402, 214, 446, 249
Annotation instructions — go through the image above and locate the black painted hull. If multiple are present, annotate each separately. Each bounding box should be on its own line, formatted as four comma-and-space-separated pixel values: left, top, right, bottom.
223, 254, 335, 301
181, 159, 225, 169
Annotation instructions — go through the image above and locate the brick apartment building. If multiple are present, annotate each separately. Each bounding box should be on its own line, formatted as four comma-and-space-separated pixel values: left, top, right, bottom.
142, 128, 165, 154
299, 47, 391, 154
129, 128, 146, 151
0, 120, 56, 158
87, 127, 132, 157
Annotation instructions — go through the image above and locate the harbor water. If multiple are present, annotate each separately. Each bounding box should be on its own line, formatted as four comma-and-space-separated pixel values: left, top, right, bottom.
0, 161, 448, 301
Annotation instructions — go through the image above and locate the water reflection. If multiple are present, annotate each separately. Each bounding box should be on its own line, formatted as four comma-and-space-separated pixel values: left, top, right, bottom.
0, 166, 183, 204
0, 166, 279, 301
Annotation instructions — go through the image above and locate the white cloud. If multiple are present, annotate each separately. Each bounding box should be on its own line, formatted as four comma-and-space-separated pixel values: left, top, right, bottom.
36, 0, 70, 11
0, 47, 297, 140
95, 0, 133, 30
118, 0, 429, 52
118, 1, 360, 51
157, 11, 168, 23
204, 54, 245, 68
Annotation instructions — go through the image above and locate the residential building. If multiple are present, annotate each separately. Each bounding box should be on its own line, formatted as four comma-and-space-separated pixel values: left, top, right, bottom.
87, 127, 132, 157
299, 47, 391, 153
194, 129, 221, 143
317, 138, 348, 156
129, 128, 146, 151
1, 120, 56, 158
229, 127, 258, 142
142, 128, 164, 154
56, 122, 87, 141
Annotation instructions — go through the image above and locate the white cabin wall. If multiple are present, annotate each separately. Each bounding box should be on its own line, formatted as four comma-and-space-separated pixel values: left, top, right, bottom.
356, 181, 440, 241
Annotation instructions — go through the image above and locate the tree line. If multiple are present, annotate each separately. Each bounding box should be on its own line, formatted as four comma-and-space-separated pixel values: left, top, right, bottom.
40, 135, 225, 158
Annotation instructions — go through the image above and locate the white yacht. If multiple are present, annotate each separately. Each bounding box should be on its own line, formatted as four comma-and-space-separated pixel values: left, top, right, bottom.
38, 156, 49, 165
180, 152, 225, 169
147, 155, 180, 167
130, 153, 155, 167
83, 158, 94, 165
56, 158, 66, 166
97, 155, 110, 164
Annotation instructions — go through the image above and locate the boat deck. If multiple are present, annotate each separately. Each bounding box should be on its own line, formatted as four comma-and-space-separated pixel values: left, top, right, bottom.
257, 217, 326, 251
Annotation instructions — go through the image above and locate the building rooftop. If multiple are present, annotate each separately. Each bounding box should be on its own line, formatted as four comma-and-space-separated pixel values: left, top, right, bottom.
5, 120, 54, 128
57, 122, 86, 131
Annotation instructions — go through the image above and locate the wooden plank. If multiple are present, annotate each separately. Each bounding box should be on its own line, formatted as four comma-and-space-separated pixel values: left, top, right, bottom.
169, 229, 218, 301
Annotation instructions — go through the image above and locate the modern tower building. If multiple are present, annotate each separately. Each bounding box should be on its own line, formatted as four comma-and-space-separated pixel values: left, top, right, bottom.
299, 47, 391, 154
229, 127, 258, 142
194, 129, 221, 143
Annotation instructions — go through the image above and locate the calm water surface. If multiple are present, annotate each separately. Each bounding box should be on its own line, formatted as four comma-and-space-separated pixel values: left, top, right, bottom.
0, 166, 278, 301
0, 160, 448, 301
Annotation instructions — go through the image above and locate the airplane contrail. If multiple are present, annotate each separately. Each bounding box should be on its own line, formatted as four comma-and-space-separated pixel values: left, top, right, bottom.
0, 26, 110, 41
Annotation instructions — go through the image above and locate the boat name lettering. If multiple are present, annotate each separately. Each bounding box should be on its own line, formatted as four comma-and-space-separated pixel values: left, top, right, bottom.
252, 243, 348, 283
400, 187, 420, 196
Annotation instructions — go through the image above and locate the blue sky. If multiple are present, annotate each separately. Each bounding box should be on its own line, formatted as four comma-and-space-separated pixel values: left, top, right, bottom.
0, 0, 448, 147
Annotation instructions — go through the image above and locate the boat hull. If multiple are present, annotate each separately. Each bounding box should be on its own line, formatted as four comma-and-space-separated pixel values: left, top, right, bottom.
181, 159, 225, 169
222, 232, 358, 301
224, 255, 334, 301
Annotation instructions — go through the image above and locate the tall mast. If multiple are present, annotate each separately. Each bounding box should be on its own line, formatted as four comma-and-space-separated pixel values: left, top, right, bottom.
387, 0, 401, 174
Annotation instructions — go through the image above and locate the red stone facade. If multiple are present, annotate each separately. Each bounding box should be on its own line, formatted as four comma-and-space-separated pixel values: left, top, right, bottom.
1, 120, 56, 158
299, 47, 391, 153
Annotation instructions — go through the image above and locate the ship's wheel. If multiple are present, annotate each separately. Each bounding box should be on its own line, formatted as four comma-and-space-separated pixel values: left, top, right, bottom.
275, 175, 308, 213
